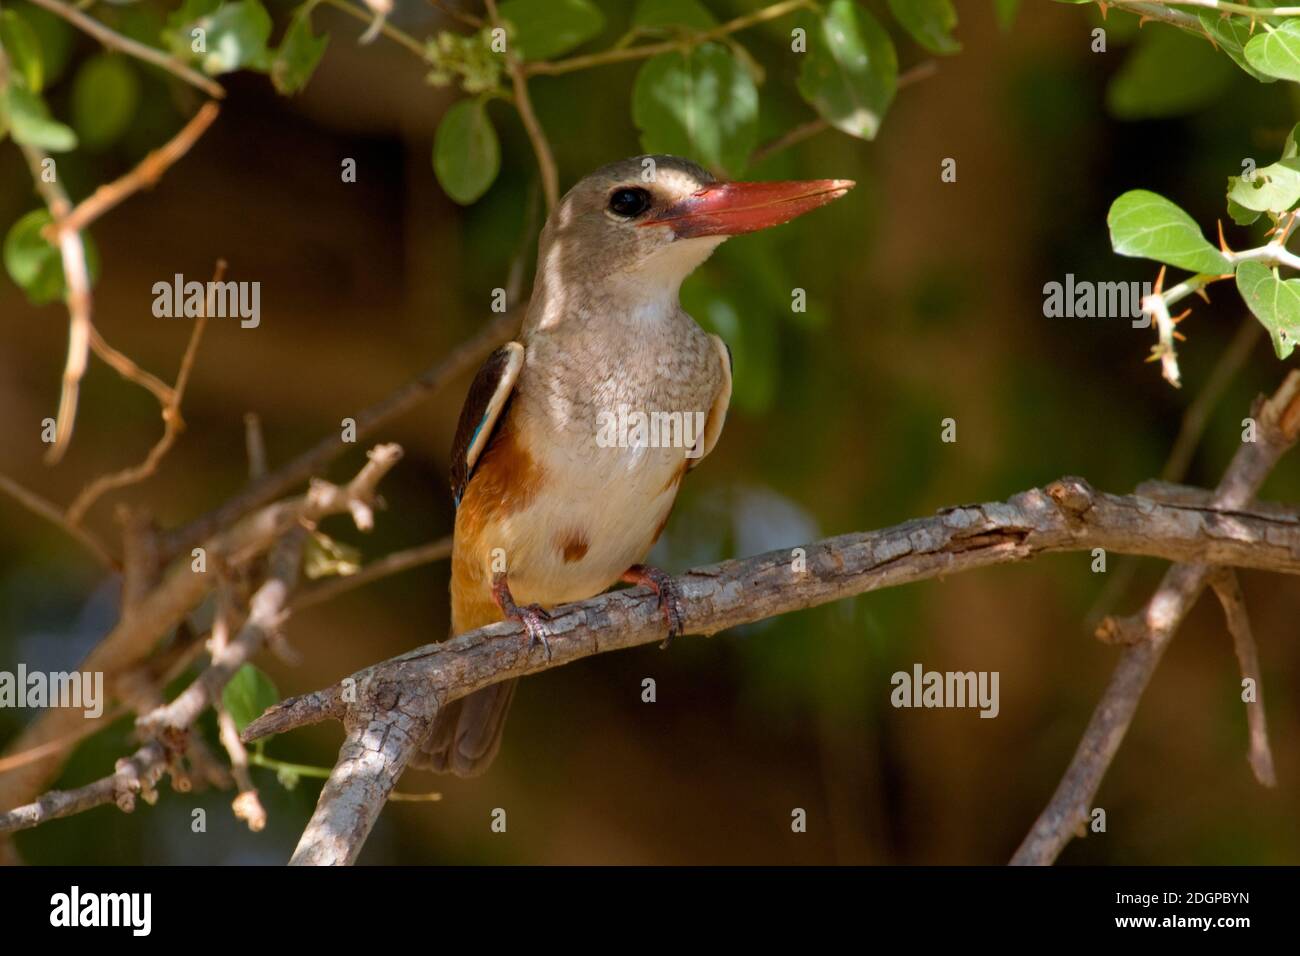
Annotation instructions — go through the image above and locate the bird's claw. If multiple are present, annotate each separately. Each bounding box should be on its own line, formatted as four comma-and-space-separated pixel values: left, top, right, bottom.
492, 572, 554, 660
622, 564, 685, 649
516, 603, 553, 660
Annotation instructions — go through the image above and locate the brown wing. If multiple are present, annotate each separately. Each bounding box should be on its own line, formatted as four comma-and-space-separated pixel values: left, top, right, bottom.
450, 342, 525, 505
688, 334, 733, 471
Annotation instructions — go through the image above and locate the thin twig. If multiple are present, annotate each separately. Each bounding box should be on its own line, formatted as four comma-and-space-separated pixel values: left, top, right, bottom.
485, 0, 558, 211
1209, 571, 1276, 788
1105, 1, 1208, 33
428, 0, 482, 29
244, 413, 268, 480
44, 103, 222, 240
291, 537, 452, 613
0, 445, 404, 817
522, 0, 811, 77
318, 0, 429, 58
23, 0, 226, 98
65, 261, 224, 525
87, 327, 175, 406
0, 473, 117, 568
22, 0, 224, 97
17, 142, 93, 466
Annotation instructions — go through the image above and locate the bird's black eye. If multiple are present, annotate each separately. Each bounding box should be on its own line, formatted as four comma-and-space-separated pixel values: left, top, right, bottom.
608, 187, 652, 218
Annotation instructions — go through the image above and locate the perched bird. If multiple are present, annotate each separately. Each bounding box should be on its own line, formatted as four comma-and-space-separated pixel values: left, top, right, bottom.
417, 155, 853, 775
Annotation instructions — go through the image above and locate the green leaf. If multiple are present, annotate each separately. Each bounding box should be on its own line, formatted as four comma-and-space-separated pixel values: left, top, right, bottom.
3, 85, 76, 151
3, 210, 100, 307
1107, 190, 1232, 275
797, 0, 897, 141
271, 11, 329, 95
1106, 26, 1234, 120
1236, 260, 1300, 359
1284, 122, 1300, 159
1197, 12, 1275, 82
222, 664, 280, 734
1, 10, 45, 92
433, 98, 501, 204
1227, 158, 1300, 215
172, 0, 272, 75
72, 55, 140, 151
632, 0, 716, 32
887, 0, 959, 55
633, 43, 758, 175
12, 3, 73, 87
1244, 18, 1300, 82
994, 0, 1021, 31
164, 0, 221, 51
1227, 198, 1262, 227
303, 531, 361, 579
497, 0, 604, 61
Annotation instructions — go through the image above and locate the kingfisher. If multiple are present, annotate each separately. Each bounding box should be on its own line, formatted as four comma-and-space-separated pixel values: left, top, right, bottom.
417, 155, 853, 775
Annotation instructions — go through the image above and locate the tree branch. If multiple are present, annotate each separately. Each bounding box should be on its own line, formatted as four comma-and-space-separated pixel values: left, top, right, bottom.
1011, 371, 1300, 866
240, 469, 1300, 864
0, 444, 404, 818
0, 531, 307, 835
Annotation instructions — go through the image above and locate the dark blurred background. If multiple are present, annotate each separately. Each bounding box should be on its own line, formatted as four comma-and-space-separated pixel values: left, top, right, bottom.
2, 0, 1298, 864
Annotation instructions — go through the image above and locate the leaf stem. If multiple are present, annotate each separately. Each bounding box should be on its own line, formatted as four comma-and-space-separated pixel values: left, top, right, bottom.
523, 0, 812, 77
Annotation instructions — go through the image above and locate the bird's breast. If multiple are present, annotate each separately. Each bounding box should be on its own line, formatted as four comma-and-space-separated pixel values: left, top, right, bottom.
453, 314, 722, 609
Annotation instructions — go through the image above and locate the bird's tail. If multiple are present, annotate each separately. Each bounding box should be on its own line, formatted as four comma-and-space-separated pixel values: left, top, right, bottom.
411, 585, 516, 776
414, 678, 518, 776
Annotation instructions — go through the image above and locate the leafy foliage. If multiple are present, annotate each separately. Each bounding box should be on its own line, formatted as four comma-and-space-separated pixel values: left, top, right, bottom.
798, 0, 897, 141
271, 10, 329, 96
433, 98, 501, 205
887, 0, 960, 56
1236, 261, 1300, 360
72, 55, 140, 151
7, 0, 1300, 383
221, 664, 280, 734
497, 0, 604, 61
4, 209, 100, 306
1107, 191, 1231, 276
633, 42, 758, 175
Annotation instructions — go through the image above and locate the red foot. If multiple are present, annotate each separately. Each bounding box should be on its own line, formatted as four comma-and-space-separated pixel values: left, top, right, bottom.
621, 564, 685, 648
492, 572, 553, 659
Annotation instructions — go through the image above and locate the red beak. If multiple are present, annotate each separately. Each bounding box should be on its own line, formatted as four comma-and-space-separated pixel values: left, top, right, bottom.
640, 179, 855, 238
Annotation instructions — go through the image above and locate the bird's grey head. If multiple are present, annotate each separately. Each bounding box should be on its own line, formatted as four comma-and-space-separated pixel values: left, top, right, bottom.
527, 154, 854, 331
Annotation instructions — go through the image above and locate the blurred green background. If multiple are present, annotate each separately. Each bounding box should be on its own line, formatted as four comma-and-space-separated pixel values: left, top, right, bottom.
1, 0, 1298, 864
